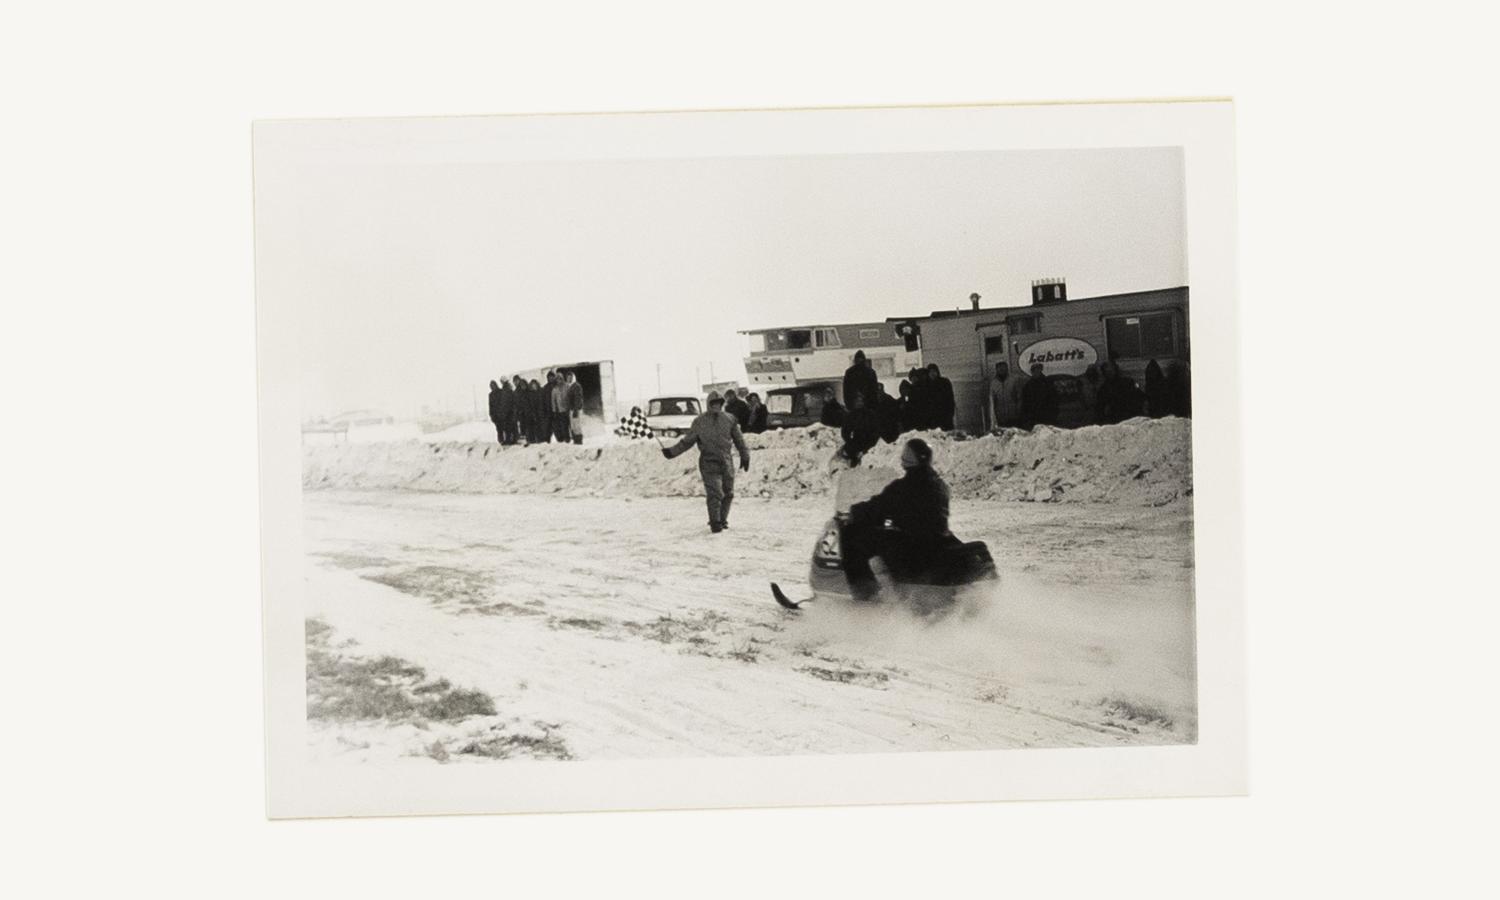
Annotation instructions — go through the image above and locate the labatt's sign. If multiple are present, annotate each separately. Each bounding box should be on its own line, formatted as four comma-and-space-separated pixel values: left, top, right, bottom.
1018, 337, 1097, 377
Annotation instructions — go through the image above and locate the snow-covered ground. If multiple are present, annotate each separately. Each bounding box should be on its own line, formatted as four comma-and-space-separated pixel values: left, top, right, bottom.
301, 482, 1197, 763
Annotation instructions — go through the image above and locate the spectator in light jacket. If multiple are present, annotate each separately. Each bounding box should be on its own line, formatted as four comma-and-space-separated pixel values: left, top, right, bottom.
990, 361, 1028, 429
547, 371, 570, 443
564, 370, 585, 444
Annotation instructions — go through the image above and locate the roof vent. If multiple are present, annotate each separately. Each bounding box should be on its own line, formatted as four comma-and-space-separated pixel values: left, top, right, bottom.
1031, 277, 1067, 305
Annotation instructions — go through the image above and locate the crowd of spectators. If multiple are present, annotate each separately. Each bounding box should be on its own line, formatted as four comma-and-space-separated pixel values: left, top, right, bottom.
487, 368, 586, 446
491, 352, 1191, 453
990, 358, 1191, 430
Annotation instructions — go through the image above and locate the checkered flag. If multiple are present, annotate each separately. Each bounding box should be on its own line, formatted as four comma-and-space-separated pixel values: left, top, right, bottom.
615, 410, 654, 440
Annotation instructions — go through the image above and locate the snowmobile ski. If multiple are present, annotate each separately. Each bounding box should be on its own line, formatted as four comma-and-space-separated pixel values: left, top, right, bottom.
771, 582, 809, 610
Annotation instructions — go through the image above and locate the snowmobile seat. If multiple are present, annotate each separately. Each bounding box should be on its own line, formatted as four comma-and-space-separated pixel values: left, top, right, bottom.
886, 535, 997, 587
914, 539, 996, 586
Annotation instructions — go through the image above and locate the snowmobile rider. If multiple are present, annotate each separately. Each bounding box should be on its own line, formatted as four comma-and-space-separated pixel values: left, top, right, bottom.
662, 394, 751, 534
841, 437, 952, 602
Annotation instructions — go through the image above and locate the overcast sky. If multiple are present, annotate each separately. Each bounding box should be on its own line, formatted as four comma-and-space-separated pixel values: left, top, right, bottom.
286, 146, 1184, 418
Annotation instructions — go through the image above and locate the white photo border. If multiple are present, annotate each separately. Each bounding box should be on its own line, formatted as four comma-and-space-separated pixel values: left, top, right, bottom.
255, 99, 1243, 819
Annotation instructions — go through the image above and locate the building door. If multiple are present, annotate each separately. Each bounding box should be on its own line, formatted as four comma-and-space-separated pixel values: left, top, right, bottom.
976, 324, 1009, 430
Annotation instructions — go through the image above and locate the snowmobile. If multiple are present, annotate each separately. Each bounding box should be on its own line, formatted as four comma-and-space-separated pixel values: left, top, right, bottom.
772, 463, 999, 616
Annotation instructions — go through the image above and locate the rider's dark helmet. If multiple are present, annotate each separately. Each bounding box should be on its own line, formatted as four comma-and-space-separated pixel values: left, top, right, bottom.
905, 438, 934, 468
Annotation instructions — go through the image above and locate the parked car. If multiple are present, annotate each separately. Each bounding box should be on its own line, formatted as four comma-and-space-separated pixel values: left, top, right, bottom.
644, 396, 702, 437
764, 381, 841, 430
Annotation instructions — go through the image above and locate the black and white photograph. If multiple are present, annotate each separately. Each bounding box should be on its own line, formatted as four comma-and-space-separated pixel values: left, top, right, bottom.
256, 100, 1244, 816
20, 1, 1500, 893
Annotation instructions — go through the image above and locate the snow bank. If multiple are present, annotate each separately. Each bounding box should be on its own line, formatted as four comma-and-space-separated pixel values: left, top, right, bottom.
302, 418, 1193, 506
302, 422, 423, 446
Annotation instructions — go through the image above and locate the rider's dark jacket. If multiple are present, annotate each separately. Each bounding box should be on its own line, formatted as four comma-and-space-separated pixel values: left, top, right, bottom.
848, 465, 952, 547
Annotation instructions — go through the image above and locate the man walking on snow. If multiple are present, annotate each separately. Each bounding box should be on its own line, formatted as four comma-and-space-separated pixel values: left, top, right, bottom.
661, 394, 751, 533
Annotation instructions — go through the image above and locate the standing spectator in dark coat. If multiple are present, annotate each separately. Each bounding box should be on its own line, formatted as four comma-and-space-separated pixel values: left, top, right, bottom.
1020, 363, 1059, 429
498, 379, 518, 444
873, 382, 902, 444
842, 350, 880, 414
564, 370, 585, 444
723, 388, 751, 430
1143, 360, 1169, 418
926, 363, 956, 431
495, 378, 513, 444
1096, 361, 1146, 425
818, 386, 845, 428
840, 405, 881, 464
744, 392, 769, 434
898, 368, 917, 431
513, 376, 532, 443
1166, 360, 1192, 418
527, 378, 548, 443
1077, 364, 1102, 426
902, 367, 930, 431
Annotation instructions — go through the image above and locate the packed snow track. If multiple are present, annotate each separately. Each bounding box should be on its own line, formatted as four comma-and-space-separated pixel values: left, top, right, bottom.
302, 490, 1197, 763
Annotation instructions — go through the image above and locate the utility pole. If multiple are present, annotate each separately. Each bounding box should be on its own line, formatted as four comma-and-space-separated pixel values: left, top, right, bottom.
656, 363, 662, 394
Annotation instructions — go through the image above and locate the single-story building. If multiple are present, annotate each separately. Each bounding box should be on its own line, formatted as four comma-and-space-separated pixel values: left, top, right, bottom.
891, 281, 1189, 433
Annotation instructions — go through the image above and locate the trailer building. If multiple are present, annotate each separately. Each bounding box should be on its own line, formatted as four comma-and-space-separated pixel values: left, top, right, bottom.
892, 281, 1189, 433
505, 359, 619, 438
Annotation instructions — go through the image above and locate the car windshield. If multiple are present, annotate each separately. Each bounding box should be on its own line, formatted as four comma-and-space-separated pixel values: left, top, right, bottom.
649, 398, 700, 416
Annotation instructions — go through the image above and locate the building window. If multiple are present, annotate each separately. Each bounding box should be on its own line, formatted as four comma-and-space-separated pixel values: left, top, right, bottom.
1105, 312, 1178, 359
813, 327, 842, 348
858, 328, 881, 340
785, 330, 812, 350
869, 356, 895, 376
1009, 315, 1040, 335
983, 336, 1005, 355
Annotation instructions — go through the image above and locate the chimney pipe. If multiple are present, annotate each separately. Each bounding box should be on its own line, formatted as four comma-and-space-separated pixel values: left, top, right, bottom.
969, 292, 981, 311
